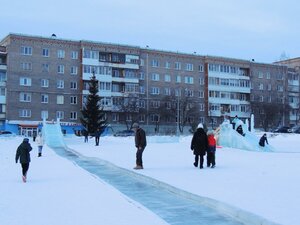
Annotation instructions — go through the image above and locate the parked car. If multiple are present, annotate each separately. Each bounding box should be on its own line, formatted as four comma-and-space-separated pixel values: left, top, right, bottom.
273, 126, 292, 133
113, 130, 135, 137
291, 125, 300, 133
0, 131, 14, 137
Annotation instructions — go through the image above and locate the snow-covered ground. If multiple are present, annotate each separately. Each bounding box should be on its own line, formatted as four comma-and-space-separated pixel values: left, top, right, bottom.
1, 132, 300, 225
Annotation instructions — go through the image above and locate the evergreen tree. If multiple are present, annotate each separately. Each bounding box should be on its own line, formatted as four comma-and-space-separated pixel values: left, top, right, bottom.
80, 73, 107, 136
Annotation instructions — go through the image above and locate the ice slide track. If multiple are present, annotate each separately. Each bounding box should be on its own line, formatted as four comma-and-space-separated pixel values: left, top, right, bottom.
43, 123, 280, 225
51, 146, 280, 225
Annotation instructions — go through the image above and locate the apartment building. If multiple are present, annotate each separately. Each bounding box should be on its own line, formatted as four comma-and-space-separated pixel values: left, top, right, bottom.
275, 58, 300, 126
0, 46, 7, 126
0, 33, 292, 135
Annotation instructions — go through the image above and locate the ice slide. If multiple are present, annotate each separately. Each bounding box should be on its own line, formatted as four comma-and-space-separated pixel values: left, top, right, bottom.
215, 120, 276, 152
42, 119, 66, 148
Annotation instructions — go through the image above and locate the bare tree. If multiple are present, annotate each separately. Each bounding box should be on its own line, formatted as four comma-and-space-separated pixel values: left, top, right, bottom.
250, 101, 288, 131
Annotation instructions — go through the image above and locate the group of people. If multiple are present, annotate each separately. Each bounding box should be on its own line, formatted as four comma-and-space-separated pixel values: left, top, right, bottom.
15, 121, 269, 183
15, 132, 44, 183
190, 123, 216, 169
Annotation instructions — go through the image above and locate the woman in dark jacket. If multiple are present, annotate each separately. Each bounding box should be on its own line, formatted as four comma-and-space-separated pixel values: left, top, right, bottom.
191, 123, 208, 169
15, 138, 32, 182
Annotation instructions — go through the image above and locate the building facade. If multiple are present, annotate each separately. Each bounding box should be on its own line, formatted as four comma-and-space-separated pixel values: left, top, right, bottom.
0, 33, 293, 135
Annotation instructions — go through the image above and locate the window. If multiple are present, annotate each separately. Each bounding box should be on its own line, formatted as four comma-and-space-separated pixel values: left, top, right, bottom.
139, 100, 146, 108
71, 66, 78, 75
139, 72, 145, 80
41, 94, 49, 103
41, 110, 48, 120
151, 73, 160, 81
20, 77, 32, 86
139, 114, 145, 122
21, 46, 32, 55
151, 59, 159, 67
151, 87, 160, 95
70, 81, 77, 89
71, 51, 78, 59
277, 85, 283, 92
41, 79, 49, 87
42, 63, 49, 72
112, 113, 119, 121
0, 88, 5, 96
19, 109, 31, 117
57, 95, 64, 104
199, 65, 204, 72
184, 76, 194, 84
165, 62, 171, 69
186, 63, 193, 71
56, 111, 64, 119
140, 86, 145, 94
71, 96, 77, 104
267, 84, 272, 91
258, 71, 263, 78
20, 92, 31, 102
21, 62, 32, 70
58, 65, 64, 74
176, 75, 181, 83
259, 83, 264, 90
199, 104, 205, 111
199, 77, 204, 85
57, 80, 64, 88
175, 62, 181, 70
70, 111, 77, 120
259, 96, 264, 102
57, 50, 65, 58
42, 48, 49, 57
140, 59, 144, 66
164, 87, 171, 95
150, 101, 160, 108
164, 74, 171, 82
266, 72, 271, 79
199, 91, 204, 98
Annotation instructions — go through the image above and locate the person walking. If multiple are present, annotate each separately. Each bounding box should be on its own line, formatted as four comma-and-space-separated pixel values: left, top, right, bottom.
95, 128, 101, 146
82, 128, 88, 143
132, 123, 147, 170
259, 133, 269, 147
207, 130, 216, 168
190, 123, 208, 169
15, 138, 32, 183
36, 132, 44, 157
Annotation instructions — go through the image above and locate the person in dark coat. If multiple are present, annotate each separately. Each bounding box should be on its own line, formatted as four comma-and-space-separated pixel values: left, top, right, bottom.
95, 128, 101, 146
82, 128, 88, 143
15, 138, 32, 183
259, 133, 269, 147
132, 123, 147, 169
190, 123, 208, 169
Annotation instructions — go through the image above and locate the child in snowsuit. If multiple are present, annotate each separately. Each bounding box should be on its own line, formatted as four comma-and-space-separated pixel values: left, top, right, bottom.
207, 130, 216, 168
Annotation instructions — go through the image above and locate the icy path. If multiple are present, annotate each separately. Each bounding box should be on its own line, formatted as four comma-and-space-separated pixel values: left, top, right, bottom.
52, 147, 244, 225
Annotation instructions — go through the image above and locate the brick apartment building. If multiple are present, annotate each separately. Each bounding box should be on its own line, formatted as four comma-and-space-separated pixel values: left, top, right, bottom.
0, 33, 297, 136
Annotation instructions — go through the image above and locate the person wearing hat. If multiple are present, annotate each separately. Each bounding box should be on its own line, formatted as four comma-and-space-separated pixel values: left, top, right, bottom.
190, 123, 208, 169
207, 130, 216, 168
132, 122, 147, 169
15, 138, 33, 183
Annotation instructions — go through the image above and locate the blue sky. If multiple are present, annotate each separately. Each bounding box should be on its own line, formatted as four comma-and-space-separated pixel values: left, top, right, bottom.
1, 0, 299, 63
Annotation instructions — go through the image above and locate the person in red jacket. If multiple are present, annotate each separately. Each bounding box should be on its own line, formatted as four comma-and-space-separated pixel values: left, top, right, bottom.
207, 130, 216, 168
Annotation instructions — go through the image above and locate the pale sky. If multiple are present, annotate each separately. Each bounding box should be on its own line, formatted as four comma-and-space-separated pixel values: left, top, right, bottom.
1, 0, 299, 63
